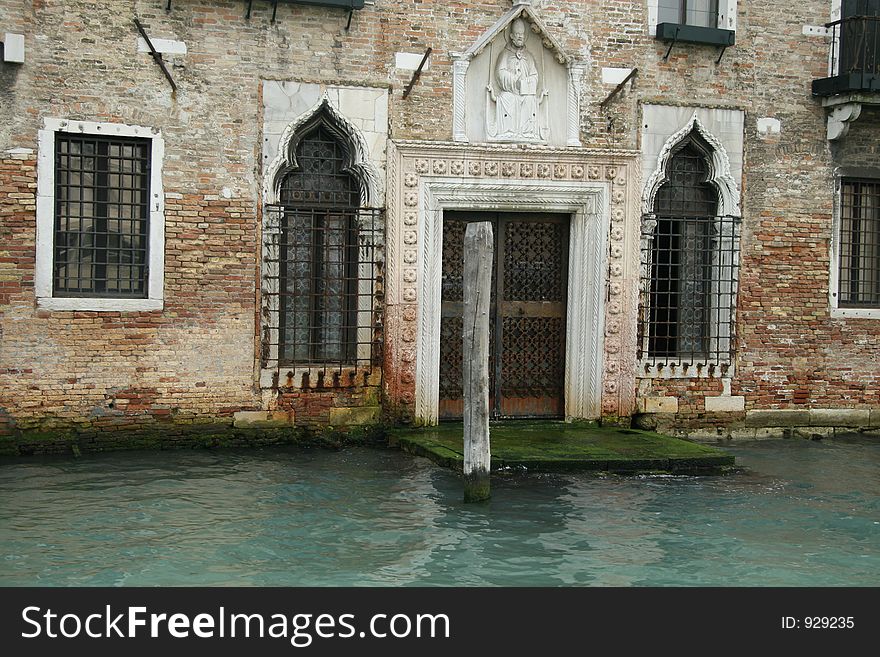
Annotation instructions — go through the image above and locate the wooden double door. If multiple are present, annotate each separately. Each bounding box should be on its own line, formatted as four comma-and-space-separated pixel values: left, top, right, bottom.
438, 212, 569, 420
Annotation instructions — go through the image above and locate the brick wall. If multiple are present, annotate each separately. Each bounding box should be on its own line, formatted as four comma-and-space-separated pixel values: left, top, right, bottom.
1, 0, 879, 442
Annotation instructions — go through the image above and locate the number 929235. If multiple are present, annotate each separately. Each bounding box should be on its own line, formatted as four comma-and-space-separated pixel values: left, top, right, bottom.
782, 616, 854, 629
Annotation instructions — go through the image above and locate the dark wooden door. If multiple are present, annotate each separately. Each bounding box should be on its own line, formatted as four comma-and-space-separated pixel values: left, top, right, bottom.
438, 212, 568, 420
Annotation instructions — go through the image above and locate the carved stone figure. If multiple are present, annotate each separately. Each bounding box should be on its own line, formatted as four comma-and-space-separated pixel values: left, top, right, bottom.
487, 18, 548, 142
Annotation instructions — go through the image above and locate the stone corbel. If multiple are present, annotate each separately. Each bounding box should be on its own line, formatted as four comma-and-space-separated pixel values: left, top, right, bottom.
825, 102, 862, 141
567, 62, 586, 147
452, 56, 470, 143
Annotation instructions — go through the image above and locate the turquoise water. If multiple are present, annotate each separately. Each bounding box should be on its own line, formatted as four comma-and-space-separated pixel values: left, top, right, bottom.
1, 436, 878, 586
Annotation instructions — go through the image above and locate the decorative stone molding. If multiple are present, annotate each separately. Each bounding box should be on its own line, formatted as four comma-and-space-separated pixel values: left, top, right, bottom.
259, 92, 385, 391
413, 178, 607, 424
567, 63, 586, 147
262, 92, 383, 208
642, 112, 741, 218
385, 141, 640, 424
452, 58, 471, 143
462, 0, 570, 66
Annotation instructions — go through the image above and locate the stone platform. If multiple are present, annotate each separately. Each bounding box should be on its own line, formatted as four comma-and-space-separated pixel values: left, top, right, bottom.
392, 422, 735, 474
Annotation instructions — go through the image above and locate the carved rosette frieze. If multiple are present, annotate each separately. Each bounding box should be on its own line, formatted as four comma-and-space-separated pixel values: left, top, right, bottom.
600, 161, 638, 418
386, 142, 639, 421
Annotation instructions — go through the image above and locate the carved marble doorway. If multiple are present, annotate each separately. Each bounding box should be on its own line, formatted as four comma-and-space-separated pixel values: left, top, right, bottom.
438, 211, 569, 420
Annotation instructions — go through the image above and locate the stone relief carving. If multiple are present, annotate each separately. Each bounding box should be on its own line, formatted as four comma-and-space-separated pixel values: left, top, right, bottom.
452, 1, 583, 147
486, 19, 549, 143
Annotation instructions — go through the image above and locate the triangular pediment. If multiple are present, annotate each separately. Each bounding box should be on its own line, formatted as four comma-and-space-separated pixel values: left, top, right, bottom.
461, 0, 570, 65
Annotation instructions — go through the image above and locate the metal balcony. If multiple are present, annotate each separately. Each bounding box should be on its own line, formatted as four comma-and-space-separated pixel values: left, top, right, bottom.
813, 15, 880, 96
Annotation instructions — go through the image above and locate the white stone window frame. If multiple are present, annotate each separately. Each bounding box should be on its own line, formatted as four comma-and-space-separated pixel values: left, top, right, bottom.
829, 174, 880, 319
260, 93, 385, 389
639, 110, 743, 379
647, 0, 738, 33
35, 118, 165, 312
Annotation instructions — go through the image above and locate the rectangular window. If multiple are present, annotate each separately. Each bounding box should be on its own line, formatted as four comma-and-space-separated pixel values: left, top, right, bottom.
53, 134, 151, 298
839, 179, 880, 308
36, 119, 164, 312
658, 0, 719, 29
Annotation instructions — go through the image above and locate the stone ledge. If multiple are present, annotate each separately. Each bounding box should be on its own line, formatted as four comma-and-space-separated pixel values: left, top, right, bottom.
809, 408, 871, 427
745, 408, 877, 429
745, 410, 811, 427
233, 411, 295, 429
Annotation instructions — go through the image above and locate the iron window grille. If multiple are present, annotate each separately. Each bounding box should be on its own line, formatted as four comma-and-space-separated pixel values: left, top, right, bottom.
658, 0, 719, 29
53, 134, 150, 298
262, 125, 383, 378
839, 179, 880, 308
639, 137, 741, 369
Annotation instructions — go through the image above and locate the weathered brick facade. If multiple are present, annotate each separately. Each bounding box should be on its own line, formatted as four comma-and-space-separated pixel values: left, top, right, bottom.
1, 0, 879, 451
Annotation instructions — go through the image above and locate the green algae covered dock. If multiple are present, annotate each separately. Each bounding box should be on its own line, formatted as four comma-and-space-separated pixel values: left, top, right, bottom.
393, 422, 735, 474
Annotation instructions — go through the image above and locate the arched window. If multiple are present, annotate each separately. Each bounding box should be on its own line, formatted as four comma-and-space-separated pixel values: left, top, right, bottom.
641, 132, 738, 365
278, 122, 362, 365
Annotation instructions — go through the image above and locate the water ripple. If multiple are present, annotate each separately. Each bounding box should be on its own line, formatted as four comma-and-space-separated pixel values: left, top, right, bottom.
0, 438, 878, 586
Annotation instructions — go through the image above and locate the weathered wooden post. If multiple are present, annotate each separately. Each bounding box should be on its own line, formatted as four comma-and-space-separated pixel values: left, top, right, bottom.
462, 221, 493, 503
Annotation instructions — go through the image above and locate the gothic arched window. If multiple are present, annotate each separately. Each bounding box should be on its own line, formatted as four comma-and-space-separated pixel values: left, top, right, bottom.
278, 123, 362, 365
641, 132, 739, 366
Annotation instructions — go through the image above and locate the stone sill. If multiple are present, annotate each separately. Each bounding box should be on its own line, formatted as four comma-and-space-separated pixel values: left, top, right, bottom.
745, 408, 879, 428
688, 426, 880, 442
37, 297, 163, 312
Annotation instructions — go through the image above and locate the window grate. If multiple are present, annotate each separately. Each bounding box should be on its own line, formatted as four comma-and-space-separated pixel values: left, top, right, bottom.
639, 139, 741, 367
263, 206, 383, 373
53, 134, 150, 298
262, 123, 383, 377
839, 179, 880, 308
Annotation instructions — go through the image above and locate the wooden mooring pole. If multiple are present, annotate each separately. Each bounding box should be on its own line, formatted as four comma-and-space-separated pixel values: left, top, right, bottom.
462, 221, 493, 503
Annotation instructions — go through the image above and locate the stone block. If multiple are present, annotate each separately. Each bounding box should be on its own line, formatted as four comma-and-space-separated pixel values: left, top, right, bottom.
704, 395, 745, 412
233, 411, 294, 429
745, 409, 810, 427
329, 406, 381, 426
867, 409, 880, 428
809, 408, 870, 427
3, 33, 25, 63
638, 396, 678, 414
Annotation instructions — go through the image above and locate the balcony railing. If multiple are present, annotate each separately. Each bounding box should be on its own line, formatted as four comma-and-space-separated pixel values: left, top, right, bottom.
813, 15, 880, 96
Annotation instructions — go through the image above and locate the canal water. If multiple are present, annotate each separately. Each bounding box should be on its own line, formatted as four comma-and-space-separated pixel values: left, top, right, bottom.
1, 436, 878, 586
